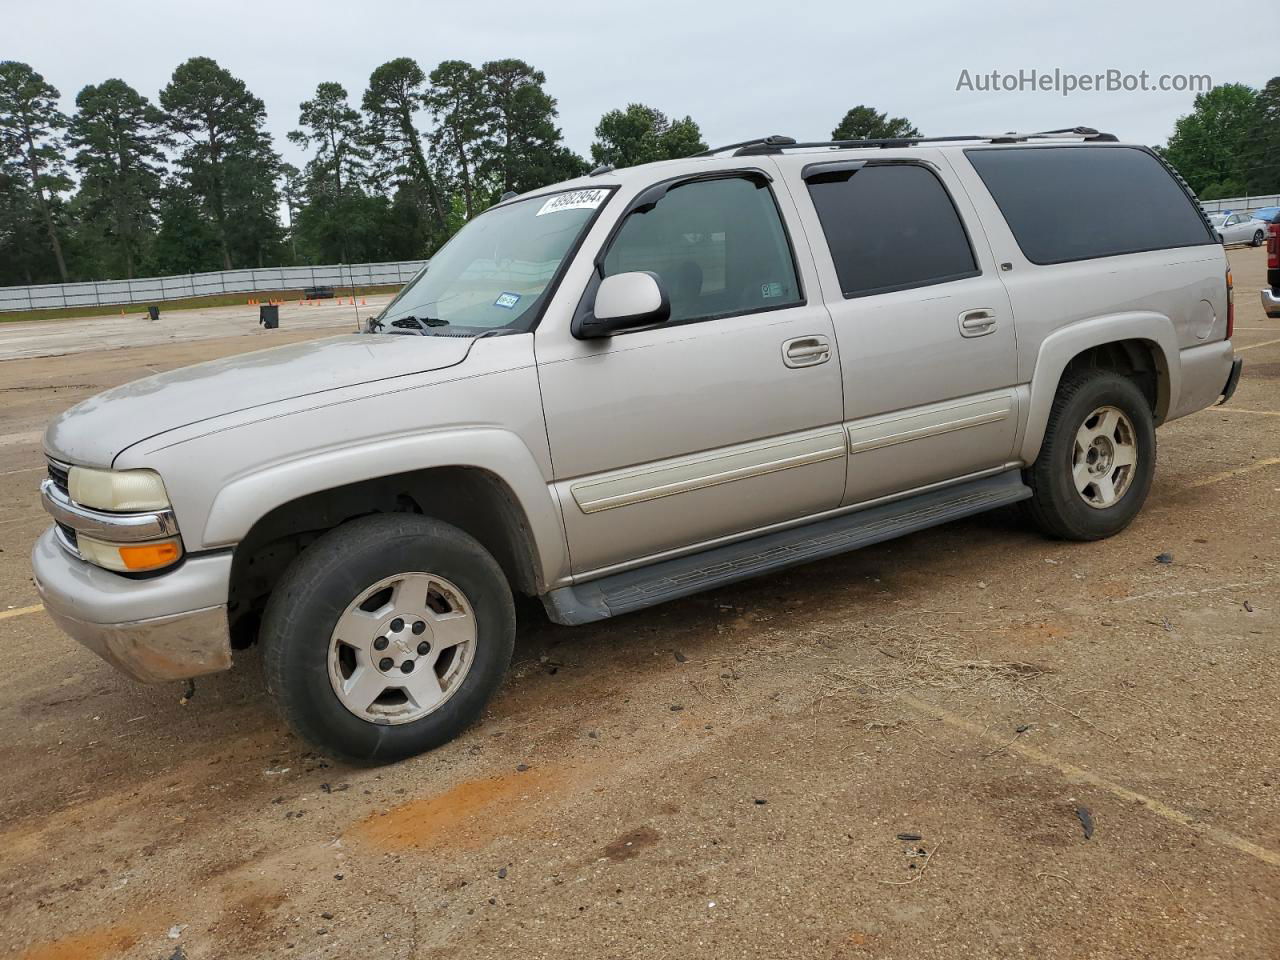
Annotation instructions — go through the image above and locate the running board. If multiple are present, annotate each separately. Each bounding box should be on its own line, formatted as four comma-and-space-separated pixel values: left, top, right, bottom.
543, 470, 1031, 625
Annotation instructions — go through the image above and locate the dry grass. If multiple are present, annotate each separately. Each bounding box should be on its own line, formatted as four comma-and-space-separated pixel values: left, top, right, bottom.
824, 636, 1046, 701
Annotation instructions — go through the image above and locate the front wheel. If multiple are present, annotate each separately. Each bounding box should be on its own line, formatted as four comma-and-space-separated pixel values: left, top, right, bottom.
1022, 370, 1156, 541
261, 514, 515, 763
1253, 229, 1266, 246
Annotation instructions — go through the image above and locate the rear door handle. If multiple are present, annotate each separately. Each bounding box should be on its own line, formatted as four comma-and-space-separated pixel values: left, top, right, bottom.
782, 335, 832, 368
958, 308, 997, 338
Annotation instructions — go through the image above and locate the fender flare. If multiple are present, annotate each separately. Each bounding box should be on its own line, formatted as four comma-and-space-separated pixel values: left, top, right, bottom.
201, 428, 569, 588
1019, 312, 1180, 464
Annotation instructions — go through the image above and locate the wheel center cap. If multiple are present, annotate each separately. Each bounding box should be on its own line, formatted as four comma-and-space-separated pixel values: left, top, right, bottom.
373, 616, 429, 675
1089, 437, 1114, 475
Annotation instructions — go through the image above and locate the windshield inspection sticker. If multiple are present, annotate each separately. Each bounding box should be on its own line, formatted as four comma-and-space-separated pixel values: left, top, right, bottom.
761, 281, 784, 299
494, 292, 522, 309
536, 188, 610, 216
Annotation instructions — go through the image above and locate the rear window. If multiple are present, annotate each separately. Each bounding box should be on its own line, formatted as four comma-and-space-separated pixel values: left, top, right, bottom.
966, 145, 1213, 265
805, 163, 979, 298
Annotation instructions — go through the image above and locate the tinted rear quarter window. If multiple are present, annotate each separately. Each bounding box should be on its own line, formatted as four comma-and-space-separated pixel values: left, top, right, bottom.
806, 163, 979, 298
966, 146, 1213, 264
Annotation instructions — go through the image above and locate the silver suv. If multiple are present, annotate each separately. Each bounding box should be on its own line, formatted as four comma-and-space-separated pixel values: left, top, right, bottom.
33, 128, 1243, 762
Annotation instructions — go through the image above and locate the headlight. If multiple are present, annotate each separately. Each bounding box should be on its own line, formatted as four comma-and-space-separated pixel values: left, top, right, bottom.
77, 534, 184, 573
68, 467, 170, 512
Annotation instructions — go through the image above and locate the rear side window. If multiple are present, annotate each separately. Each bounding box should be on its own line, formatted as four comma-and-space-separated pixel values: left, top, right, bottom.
602, 176, 802, 324
805, 163, 979, 298
966, 146, 1213, 264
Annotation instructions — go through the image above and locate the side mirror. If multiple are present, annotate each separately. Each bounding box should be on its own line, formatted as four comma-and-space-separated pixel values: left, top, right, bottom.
578, 271, 670, 338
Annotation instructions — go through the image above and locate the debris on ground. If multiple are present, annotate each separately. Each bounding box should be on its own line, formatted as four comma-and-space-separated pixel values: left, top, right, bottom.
179, 679, 196, 705
1244, 601, 1254, 613
669, 704, 684, 712
896, 832, 922, 841
1075, 805, 1095, 840
167, 924, 186, 939
515, 763, 529, 772
498, 867, 508, 879
674, 651, 688, 663
1016, 724, 1032, 733
1155, 553, 1174, 564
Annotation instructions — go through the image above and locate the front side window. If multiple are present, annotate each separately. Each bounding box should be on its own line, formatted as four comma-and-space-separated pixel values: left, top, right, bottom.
805, 163, 979, 298
601, 176, 802, 324
375, 187, 612, 335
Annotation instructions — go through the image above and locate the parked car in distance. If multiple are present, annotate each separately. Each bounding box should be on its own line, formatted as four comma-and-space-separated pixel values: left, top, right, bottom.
34, 128, 1243, 763
1247, 205, 1280, 224
1207, 211, 1267, 246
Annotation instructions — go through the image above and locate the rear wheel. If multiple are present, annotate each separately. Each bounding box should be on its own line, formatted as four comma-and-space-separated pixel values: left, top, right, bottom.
261, 514, 515, 763
1023, 370, 1156, 541
1253, 229, 1266, 246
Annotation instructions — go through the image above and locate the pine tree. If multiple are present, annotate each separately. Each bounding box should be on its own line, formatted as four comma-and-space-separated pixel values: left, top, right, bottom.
0, 61, 72, 281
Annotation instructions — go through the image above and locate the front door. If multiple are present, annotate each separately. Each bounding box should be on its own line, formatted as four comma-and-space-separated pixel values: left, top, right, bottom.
535, 172, 846, 576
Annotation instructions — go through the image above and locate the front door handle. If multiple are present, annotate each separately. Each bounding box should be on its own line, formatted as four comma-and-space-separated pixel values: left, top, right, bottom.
958, 308, 997, 338
782, 335, 832, 368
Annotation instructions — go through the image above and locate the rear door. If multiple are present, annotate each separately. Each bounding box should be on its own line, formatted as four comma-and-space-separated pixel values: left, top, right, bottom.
782, 151, 1020, 505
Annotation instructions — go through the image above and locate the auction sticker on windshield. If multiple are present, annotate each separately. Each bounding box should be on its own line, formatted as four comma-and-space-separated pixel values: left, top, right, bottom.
536, 189, 610, 216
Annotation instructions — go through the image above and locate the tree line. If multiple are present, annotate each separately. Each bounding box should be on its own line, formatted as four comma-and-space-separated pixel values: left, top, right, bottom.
1, 55, 1276, 289
0, 56, 719, 286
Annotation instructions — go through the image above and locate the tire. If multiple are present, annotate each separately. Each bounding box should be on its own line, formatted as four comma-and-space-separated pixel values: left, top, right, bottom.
1215, 233, 1224, 245
261, 513, 515, 763
1022, 370, 1156, 541
1253, 229, 1266, 246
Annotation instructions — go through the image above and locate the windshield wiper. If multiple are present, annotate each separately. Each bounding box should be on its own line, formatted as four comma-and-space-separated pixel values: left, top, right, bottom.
386, 314, 449, 335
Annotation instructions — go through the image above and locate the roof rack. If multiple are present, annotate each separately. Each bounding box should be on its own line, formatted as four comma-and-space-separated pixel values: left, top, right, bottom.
694, 127, 1118, 158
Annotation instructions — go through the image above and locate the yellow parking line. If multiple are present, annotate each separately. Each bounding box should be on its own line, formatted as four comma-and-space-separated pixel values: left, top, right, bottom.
1236, 337, 1280, 352
1186, 457, 1280, 489
0, 604, 43, 621
900, 694, 1280, 867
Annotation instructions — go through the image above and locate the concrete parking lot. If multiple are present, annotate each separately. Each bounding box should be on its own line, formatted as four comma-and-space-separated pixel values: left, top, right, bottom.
0, 252, 1277, 960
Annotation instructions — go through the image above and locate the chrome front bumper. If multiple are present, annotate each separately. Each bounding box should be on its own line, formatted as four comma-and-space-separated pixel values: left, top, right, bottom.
40, 478, 178, 544
1262, 289, 1280, 319
31, 528, 234, 683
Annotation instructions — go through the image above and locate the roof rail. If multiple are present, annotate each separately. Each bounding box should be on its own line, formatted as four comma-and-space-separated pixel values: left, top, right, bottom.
695, 127, 1117, 158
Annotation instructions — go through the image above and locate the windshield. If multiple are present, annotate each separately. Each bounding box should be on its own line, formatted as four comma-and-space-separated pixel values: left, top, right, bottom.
372, 187, 613, 335
1207, 213, 1227, 224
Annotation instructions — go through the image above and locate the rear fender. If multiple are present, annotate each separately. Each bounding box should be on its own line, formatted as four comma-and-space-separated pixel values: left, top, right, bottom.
1019, 312, 1179, 464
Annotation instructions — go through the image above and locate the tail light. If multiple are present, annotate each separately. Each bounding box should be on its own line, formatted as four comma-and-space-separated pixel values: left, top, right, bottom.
1269, 223, 1279, 271
1225, 266, 1234, 340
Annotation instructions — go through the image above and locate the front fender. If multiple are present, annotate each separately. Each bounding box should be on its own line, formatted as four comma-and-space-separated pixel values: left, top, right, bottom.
201, 428, 569, 588
1019, 312, 1180, 464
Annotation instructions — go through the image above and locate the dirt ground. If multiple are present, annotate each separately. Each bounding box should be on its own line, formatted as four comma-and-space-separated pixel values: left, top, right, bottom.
0, 250, 1277, 960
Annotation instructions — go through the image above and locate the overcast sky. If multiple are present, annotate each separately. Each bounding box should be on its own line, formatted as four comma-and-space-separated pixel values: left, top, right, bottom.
7, 0, 1277, 169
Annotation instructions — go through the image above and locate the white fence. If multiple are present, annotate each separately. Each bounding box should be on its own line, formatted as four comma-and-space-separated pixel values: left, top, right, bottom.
0, 260, 427, 313
1199, 194, 1280, 214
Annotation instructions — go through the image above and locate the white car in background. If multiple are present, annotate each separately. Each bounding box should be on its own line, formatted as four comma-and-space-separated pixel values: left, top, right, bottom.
1207, 211, 1267, 246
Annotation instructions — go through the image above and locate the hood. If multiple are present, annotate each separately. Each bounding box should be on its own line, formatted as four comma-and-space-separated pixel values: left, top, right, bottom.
46, 333, 475, 466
